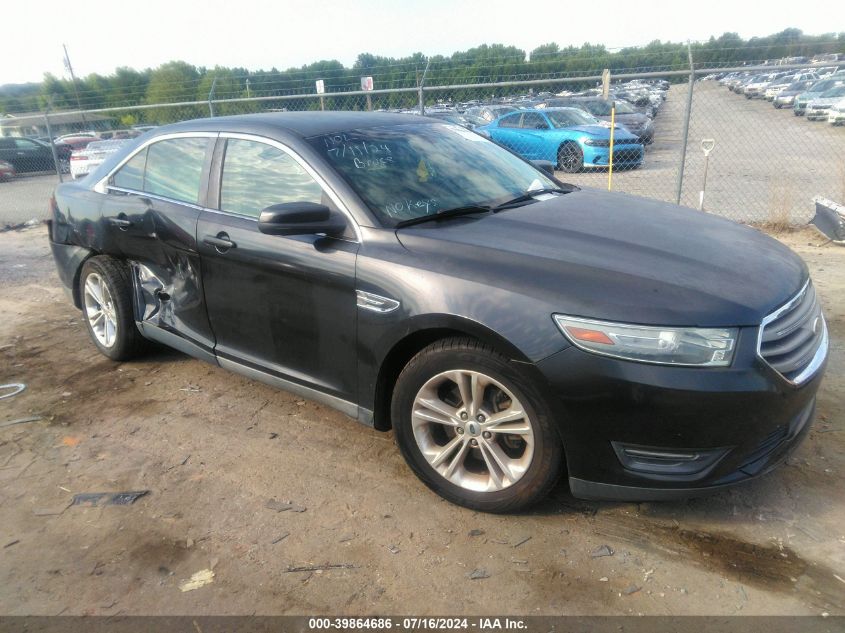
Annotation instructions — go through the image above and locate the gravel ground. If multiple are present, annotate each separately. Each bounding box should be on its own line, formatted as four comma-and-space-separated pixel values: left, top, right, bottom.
0, 225, 843, 616
2, 82, 843, 226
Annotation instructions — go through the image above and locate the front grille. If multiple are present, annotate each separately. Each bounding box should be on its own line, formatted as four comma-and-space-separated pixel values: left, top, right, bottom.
759, 281, 826, 383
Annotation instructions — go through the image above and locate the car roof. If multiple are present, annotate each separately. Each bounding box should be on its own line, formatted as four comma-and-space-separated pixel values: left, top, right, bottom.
154, 111, 436, 139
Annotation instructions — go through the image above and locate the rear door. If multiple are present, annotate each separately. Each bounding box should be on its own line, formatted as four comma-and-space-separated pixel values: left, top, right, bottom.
489, 113, 524, 152
515, 113, 550, 159
197, 135, 359, 401
102, 135, 217, 354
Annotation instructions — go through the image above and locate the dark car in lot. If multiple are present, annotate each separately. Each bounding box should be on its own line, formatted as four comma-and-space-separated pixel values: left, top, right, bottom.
48, 112, 828, 512
540, 97, 655, 144
0, 137, 71, 174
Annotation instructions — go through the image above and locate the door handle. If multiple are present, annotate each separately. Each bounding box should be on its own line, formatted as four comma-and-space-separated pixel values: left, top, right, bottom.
203, 234, 236, 253
108, 216, 133, 230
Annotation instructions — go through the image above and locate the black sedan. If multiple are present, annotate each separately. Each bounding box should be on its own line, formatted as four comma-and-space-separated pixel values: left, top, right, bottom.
0, 136, 71, 174
48, 112, 827, 512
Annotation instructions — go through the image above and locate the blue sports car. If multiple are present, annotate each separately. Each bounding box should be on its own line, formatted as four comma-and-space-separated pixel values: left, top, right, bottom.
477, 108, 643, 173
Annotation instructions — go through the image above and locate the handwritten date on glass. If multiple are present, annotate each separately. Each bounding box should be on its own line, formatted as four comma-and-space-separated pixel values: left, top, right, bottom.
324, 134, 394, 170
384, 198, 439, 218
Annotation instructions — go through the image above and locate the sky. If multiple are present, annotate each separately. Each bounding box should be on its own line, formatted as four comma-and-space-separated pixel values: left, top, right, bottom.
3, 0, 843, 85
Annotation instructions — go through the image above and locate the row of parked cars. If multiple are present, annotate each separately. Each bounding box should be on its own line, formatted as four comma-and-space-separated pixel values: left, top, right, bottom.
413, 80, 669, 172
714, 66, 845, 125
0, 128, 151, 183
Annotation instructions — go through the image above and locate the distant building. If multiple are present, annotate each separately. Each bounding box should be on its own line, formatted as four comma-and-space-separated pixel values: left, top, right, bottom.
0, 111, 112, 138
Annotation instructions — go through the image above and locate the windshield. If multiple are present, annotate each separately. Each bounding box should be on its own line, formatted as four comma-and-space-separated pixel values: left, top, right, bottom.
612, 101, 636, 114
821, 86, 845, 98
545, 108, 601, 128
810, 80, 838, 92
308, 123, 558, 227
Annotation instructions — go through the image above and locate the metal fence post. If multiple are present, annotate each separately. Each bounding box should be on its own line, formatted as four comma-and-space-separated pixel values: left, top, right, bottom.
208, 77, 217, 117
43, 108, 63, 183
674, 42, 694, 205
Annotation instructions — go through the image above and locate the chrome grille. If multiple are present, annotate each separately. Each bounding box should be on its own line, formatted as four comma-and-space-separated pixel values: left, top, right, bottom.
759, 281, 826, 383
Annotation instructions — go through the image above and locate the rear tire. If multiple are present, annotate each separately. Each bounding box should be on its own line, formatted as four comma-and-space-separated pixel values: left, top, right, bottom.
557, 142, 584, 173
79, 256, 147, 361
391, 337, 563, 513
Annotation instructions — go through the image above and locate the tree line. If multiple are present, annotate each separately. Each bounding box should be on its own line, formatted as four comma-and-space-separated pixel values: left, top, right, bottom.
1, 28, 842, 117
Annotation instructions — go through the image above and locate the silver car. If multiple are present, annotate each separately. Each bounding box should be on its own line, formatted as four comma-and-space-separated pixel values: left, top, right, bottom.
70, 140, 130, 179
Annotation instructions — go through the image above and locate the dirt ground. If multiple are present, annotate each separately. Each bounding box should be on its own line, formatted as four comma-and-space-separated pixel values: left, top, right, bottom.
0, 224, 844, 616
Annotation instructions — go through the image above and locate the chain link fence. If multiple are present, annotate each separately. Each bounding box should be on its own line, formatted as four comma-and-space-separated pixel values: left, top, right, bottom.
1, 62, 843, 226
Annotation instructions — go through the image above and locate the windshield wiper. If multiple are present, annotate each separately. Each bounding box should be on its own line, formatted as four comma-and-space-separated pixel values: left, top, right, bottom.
394, 205, 492, 228
492, 187, 570, 212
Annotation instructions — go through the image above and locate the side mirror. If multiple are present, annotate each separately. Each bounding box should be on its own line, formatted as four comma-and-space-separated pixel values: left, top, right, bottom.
531, 160, 555, 178
258, 202, 346, 237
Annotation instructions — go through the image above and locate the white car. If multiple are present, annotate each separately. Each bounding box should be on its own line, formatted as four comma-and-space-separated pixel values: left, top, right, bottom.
828, 98, 845, 125
69, 140, 128, 179
806, 85, 845, 121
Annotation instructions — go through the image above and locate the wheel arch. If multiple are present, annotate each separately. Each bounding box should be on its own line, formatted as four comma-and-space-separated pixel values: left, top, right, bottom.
371, 315, 533, 432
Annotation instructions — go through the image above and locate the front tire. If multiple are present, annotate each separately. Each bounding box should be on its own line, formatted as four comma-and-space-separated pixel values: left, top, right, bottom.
391, 338, 563, 513
79, 256, 147, 361
557, 142, 584, 173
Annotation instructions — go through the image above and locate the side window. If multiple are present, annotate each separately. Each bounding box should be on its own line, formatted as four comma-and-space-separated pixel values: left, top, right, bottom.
0, 138, 15, 150
144, 138, 208, 204
220, 139, 323, 218
14, 139, 38, 149
111, 147, 147, 190
520, 113, 548, 129
498, 114, 521, 128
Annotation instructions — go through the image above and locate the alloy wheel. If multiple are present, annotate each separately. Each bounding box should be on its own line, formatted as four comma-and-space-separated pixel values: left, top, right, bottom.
411, 369, 535, 492
83, 273, 118, 348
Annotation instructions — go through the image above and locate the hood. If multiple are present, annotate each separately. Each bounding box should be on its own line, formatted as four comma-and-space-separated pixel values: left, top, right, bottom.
395, 189, 806, 327
565, 125, 639, 143
809, 96, 843, 106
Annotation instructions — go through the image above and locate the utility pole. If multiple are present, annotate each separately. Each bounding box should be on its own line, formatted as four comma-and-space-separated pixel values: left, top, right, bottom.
246, 79, 251, 98
62, 44, 87, 127
418, 58, 431, 115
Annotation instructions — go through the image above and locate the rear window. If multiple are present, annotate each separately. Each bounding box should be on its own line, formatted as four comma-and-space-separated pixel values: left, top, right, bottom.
111, 148, 147, 190
143, 138, 208, 204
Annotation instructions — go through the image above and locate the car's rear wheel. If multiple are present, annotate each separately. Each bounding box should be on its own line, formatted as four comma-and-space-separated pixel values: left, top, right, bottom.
774, 103, 782, 109
392, 338, 563, 513
80, 256, 147, 361
557, 142, 583, 173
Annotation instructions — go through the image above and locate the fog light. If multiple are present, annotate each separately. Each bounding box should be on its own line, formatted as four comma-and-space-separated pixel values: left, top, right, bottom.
612, 442, 729, 478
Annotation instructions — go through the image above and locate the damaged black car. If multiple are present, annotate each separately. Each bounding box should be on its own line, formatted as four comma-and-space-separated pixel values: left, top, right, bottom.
49, 112, 828, 512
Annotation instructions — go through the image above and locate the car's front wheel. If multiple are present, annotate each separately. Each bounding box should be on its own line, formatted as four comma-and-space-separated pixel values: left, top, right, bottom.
79, 256, 147, 361
392, 338, 563, 513
557, 142, 583, 173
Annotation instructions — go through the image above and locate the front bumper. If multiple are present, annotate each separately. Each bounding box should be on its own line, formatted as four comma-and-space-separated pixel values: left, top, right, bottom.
534, 325, 826, 501
582, 144, 644, 167
807, 108, 831, 120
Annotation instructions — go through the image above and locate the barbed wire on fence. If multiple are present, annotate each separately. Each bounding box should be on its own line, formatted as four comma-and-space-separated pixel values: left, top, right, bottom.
1, 61, 843, 229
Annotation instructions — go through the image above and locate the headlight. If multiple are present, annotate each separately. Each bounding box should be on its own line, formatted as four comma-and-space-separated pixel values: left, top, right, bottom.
582, 138, 610, 147
553, 315, 737, 367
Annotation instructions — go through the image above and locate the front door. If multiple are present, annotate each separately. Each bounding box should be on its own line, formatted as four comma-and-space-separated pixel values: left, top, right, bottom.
198, 136, 359, 401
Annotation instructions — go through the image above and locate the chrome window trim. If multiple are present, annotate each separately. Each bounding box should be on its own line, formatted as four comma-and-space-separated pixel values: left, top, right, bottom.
756, 278, 828, 385
93, 131, 218, 194
106, 185, 205, 211
95, 130, 362, 243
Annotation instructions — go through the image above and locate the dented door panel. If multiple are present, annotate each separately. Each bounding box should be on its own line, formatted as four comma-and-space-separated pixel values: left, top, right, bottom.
104, 194, 216, 352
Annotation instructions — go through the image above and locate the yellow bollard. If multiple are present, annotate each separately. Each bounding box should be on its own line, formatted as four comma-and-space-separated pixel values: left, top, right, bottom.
607, 101, 615, 191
